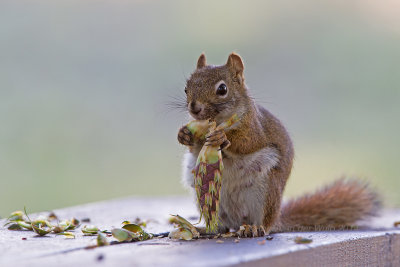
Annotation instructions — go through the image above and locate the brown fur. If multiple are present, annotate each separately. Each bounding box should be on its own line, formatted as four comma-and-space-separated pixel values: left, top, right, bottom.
178, 52, 381, 234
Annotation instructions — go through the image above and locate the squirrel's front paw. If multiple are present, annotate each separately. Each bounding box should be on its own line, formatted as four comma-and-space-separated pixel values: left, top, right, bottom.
178, 125, 194, 146
205, 129, 230, 150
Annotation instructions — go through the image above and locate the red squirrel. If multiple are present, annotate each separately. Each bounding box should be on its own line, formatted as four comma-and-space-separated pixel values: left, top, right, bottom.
178, 53, 381, 237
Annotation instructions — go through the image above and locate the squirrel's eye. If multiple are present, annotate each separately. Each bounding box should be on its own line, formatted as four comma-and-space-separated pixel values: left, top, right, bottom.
184, 88, 188, 94
216, 83, 228, 96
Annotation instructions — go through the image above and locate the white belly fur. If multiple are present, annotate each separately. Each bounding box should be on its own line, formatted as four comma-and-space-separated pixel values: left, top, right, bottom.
182, 147, 279, 230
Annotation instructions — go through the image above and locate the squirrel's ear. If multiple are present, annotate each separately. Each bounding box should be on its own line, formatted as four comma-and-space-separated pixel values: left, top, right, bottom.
226, 53, 244, 79
196, 53, 207, 69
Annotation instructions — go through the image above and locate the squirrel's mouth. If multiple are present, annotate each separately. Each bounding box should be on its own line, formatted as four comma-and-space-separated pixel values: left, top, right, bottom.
189, 112, 208, 120
189, 103, 209, 120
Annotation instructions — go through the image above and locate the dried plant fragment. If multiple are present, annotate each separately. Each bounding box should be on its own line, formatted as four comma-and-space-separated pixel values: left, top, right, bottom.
57, 232, 76, 239
168, 228, 193, 241
169, 214, 200, 239
122, 223, 142, 233
17, 221, 33, 230
294, 236, 313, 244
97, 232, 109, 246
7, 223, 22, 230
82, 225, 100, 235
7, 211, 24, 222
111, 228, 133, 242
31, 220, 52, 236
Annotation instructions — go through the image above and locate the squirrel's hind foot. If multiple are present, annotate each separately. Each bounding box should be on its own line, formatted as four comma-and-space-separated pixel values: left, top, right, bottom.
237, 224, 267, 238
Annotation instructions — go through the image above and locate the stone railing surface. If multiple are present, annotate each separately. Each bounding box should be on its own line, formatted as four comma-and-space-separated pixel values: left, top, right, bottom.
1, 196, 399, 266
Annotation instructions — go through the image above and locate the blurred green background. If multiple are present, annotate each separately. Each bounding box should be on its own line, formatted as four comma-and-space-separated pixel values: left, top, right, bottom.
1, 0, 399, 217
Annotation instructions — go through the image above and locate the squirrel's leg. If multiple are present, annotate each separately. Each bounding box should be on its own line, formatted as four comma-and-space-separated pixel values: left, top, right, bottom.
237, 172, 283, 238
221, 146, 281, 238
262, 168, 288, 234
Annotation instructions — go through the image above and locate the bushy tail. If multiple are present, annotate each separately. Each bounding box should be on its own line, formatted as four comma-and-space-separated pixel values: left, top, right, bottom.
274, 178, 381, 232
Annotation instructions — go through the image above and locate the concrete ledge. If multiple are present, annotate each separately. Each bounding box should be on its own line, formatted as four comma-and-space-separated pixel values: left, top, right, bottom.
1, 196, 399, 267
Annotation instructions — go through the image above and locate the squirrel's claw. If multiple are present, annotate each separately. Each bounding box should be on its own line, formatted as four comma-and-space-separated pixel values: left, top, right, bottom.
205, 129, 228, 148
237, 224, 267, 238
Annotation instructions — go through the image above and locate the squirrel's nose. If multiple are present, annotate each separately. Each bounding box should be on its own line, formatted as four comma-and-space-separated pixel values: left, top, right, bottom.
189, 101, 203, 115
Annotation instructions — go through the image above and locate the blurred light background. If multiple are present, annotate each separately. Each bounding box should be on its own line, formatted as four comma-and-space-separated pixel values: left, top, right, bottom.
1, 0, 399, 216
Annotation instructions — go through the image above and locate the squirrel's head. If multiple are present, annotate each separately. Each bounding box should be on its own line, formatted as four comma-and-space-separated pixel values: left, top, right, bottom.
185, 53, 250, 122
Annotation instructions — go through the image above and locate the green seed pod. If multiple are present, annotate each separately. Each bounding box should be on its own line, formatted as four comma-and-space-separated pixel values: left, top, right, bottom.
190, 114, 239, 233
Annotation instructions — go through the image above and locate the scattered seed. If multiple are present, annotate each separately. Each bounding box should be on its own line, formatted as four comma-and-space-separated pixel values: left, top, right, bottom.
22, 237, 27, 240
81, 218, 91, 223
47, 212, 58, 221
266, 235, 273, 241
257, 240, 266, 245
216, 240, 224, 243
234, 239, 240, 243
96, 254, 104, 261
